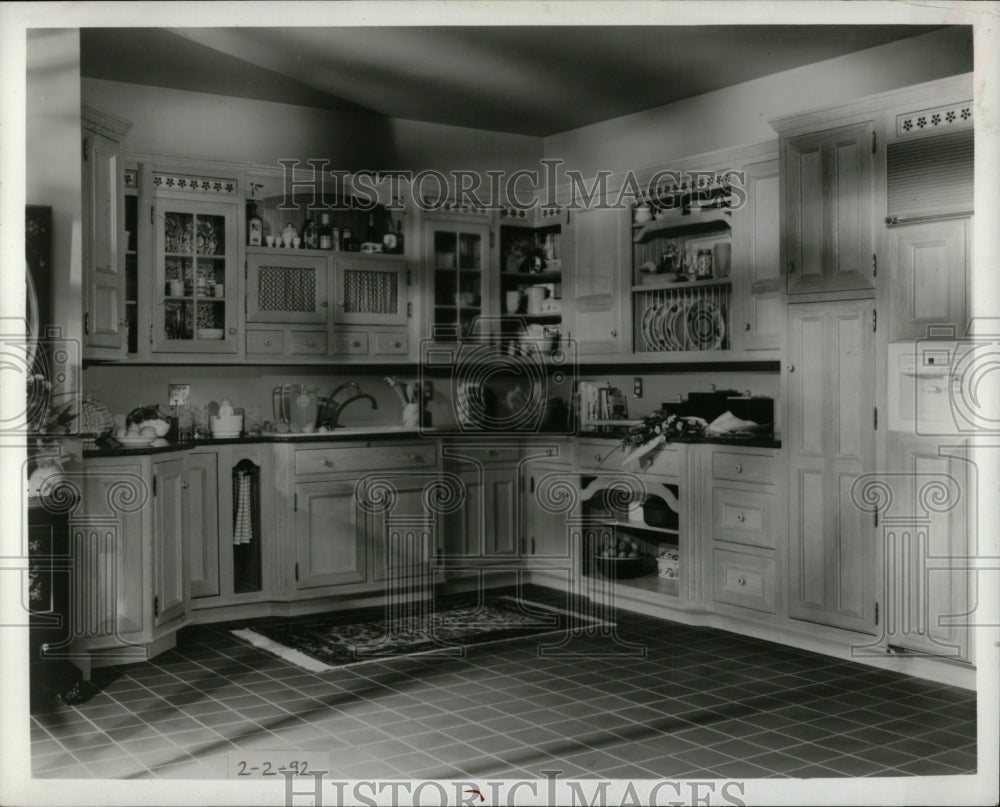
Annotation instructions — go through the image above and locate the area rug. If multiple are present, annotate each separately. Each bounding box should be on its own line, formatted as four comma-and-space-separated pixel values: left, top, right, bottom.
231, 596, 607, 672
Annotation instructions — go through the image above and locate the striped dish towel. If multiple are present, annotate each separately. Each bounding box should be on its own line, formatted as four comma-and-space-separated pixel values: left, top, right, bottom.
233, 471, 253, 545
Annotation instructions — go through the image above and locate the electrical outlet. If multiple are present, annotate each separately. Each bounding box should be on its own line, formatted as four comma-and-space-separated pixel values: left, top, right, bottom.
633, 377, 643, 398
168, 384, 190, 407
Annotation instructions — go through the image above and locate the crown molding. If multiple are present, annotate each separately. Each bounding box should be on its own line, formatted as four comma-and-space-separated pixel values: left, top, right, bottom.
81, 104, 132, 140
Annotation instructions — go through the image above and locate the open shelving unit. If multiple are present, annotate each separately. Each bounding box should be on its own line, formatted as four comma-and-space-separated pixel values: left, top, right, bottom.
499, 222, 563, 352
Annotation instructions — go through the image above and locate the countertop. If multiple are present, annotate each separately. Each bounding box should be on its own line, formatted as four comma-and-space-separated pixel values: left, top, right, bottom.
83, 426, 779, 458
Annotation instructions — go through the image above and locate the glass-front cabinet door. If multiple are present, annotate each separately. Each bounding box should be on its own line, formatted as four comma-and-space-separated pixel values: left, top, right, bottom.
427, 219, 490, 341
152, 199, 238, 353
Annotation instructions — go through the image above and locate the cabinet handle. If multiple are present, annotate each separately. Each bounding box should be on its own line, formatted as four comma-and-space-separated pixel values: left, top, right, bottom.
737, 575, 747, 587
787, 262, 795, 274
181, 480, 189, 490
531, 537, 536, 555
744, 322, 751, 331
787, 364, 795, 373
322, 459, 335, 467
263, 339, 272, 347
394, 341, 402, 348
308, 339, 317, 348
594, 454, 601, 462
409, 454, 424, 462
487, 449, 498, 456
610, 329, 617, 338
736, 512, 745, 523
228, 327, 236, 335
735, 463, 743, 474
530, 476, 535, 493
352, 340, 361, 348
320, 300, 328, 307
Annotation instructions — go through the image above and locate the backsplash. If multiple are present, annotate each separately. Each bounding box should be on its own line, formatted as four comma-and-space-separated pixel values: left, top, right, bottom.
83, 364, 781, 434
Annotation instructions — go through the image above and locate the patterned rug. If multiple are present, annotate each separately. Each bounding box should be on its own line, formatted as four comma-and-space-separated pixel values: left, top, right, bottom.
231, 596, 605, 672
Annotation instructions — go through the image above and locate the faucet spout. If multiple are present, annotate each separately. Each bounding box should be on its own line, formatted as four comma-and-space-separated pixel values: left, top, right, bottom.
318, 393, 378, 429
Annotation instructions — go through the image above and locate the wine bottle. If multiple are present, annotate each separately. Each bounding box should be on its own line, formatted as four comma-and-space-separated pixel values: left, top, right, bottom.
367, 213, 376, 246
303, 217, 318, 249
394, 219, 405, 255
318, 213, 332, 250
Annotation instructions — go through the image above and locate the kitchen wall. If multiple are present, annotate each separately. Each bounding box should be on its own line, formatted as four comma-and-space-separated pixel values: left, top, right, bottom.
81, 78, 544, 179
544, 27, 973, 176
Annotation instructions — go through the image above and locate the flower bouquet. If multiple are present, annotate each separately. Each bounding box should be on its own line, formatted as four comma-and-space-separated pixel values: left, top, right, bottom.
620, 408, 706, 470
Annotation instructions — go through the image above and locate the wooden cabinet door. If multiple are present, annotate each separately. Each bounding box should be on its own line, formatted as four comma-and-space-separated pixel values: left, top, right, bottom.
736, 158, 783, 350
294, 480, 367, 589
443, 471, 482, 559
889, 218, 968, 340
152, 458, 187, 627
565, 206, 628, 355
522, 465, 574, 568
185, 452, 219, 599
784, 122, 875, 294
484, 467, 519, 557
368, 476, 433, 582
425, 218, 491, 341
83, 129, 126, 356
334, 255, 408, 326
247, 251, 330, 324
885, 437, 971, 660
786, 299, 876, 634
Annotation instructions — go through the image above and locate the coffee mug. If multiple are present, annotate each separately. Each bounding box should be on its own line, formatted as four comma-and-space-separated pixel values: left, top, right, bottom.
526, 286, 547, 314
505, 290, 522, 314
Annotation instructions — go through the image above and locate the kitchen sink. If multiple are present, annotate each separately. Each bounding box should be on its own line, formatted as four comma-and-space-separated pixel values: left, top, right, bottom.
265, 426, 421, 438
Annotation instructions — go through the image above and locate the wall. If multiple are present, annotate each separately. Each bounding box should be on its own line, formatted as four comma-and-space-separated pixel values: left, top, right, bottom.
544, 27, 973, 176
81, 78, 544, 179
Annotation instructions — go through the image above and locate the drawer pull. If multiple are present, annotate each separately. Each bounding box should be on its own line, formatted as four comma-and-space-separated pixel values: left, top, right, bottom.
352, 340, 361, 348
788, 363, 795, 373
737, 575, 747, 586
322, 459, 335, 467
308, 339, 318, 348
744, 322, 751, 331
735, 463, 743, 474
409, 454, 424, 462
787, 261, 795, 274
320, 300, 328, 307
594, 454, 601, 462
394, 341, 402, 348
736, 512, 746, 523
263, 339, 272, 347
228, 327, 237, 334
487, 449, 498, 456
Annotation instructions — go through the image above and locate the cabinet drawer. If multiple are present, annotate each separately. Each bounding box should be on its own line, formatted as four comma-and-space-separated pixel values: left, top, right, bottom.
712, 451, 777, 485
289, 330, 328, 356
713, 487, 774, 548
246, 328, 285, 355
576, 440, 622, 470
295, 443, 435, 475
713, 547, 776, 614
444, 445, 521, 466
373, 331, 409, 356
332, 331, 369, 355
644, 447, 680, 477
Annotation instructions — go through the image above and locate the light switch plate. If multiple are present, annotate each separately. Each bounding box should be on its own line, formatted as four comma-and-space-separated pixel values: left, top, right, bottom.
168, 384, 190, 406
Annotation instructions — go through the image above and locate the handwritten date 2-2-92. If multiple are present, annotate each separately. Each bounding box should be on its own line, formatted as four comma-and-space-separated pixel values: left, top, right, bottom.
229, 751, 331, 779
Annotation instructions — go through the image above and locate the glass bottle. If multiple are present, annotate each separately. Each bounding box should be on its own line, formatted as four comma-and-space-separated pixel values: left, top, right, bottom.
318, 214, 332, 250
247, 202, 263, 247
303, 217, 318, 249
394, 219, 405, 255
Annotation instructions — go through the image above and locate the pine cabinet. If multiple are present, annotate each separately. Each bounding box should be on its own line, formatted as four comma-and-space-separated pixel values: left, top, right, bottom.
82, 106, 131, 359
888, 218, 969, 340
334, 254, 409, 326
786, 299, 877, 634
522, 463, 574, 568
368, 476, 434, 582
783, 121, 876, 294
293, 479, 368, 589
185, 451, 220, 600
151, 458, 187, 627
426, 216, 492, 341
152, 197, 239, 353
564, 206, 629, 355
735, 158, 783, 350
444, 468, 519, 563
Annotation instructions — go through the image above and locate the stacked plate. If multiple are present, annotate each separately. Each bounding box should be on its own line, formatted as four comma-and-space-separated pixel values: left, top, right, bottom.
641, 299, 725, 351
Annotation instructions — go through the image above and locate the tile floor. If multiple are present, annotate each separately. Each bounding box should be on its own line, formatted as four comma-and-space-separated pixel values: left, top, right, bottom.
31, 587, 978, 780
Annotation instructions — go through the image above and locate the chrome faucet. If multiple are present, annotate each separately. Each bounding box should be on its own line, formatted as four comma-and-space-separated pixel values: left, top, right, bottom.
317, 392, 378, 429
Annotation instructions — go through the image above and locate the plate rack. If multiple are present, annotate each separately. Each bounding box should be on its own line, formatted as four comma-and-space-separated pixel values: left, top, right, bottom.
632, 279, 731, 353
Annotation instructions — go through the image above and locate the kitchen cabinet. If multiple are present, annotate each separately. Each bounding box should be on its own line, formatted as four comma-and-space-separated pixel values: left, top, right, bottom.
294, 479, 368, 589
522, 462, 575, 569
786, 299, 876, 634
246, 249, 330, 358
564, 206, 629, 356
151, 457, 187, 627
152, 197, 240, 354
82, 106, 132, 359
425, 215, 492, 341
444, 467, 519, 564
888, 218, 969, 341
70, 454, 189, 674
783, 121, 876, 294
883, 436, 972, 661
734, 158, 783, 350
333, 254, 409, 327
368, 476, 434, 582
185, 451, 220, 599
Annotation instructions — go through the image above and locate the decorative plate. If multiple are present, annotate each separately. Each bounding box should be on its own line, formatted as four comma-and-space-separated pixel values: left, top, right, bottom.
640, 304, 659, 351
117, 435, 156, 448
651, 302, 674, 350
686, 299, 725, 350
660, 301, 685, 351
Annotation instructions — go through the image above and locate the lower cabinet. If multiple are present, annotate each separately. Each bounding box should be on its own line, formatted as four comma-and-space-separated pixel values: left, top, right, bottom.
294, 479, 368, 589
443, 467, 520, 568
522, 463, 576, 568
151, 457, 187, 627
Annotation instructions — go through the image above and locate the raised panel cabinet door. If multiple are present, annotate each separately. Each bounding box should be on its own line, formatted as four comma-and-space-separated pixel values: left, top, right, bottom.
484, 468, 519, 557
737, 158, 783, 350
785, 122, 875, 294
441, 471, 483, 560
294, 480, 367, 589
368, 477, 433, 582
786, 299, 876, 634
152, 458, 187, 627
247, 251, 330, 324
522, 465, 574, 568
565, 206, 627, 355
185, 452, 220, 599
889, 218, 968, 341
334, 256, 408, 326
885, 437, 972, 660
83, 130, 126, 355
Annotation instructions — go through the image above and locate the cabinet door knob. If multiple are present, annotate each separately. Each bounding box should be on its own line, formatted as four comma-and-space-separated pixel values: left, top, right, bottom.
394, 341, 402, 348
787, 261, 795, 273
409, 454, 424, 462
610, 329, 617, 338
308, 339, 317, 348
228, 327, 236, 334
181, 480, 189, 489
352, 340, 361, 348
736, 512, 746, 523
735, 463, 743, 474
487, 449, 498, 456
737, 575, 747, 586
744, 322, 751, 331
788, 363, 795, 373
320, 300, 328, 307
322, 459, 335, 467
263, 339, 272, 347
594, 454, 601, 462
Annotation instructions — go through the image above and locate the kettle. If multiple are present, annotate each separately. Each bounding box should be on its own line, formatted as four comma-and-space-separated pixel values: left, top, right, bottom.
272, 384, 320, 430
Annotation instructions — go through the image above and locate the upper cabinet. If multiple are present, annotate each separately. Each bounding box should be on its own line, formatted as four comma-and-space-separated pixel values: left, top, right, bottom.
564, 206, 629, 356
424, 214, 492, 342
782, 121, 876, 294
152, 197, 240, 354
333, 254, 408, 327
82, 106, 132, 359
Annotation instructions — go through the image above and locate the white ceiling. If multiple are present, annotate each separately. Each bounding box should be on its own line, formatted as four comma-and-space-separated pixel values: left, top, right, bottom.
81, 25, 952, 137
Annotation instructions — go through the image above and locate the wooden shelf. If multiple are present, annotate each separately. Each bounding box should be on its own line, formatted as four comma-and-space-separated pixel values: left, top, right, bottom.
501, 270, 562, 283
632, 277, 732, 293
501, 313, 561, 323
599, 520, 678, 536
633, 209, 731, 243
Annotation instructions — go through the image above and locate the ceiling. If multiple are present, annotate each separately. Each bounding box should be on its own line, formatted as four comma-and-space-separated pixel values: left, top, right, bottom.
81, 25, 951, 137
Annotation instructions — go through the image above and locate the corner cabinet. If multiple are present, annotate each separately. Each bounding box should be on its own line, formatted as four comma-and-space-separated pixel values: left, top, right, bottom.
424, 215, 492, 342
152, 198, 240, 353
783, 121, 876, 295
82, 106, 132, 359
564, 206, 629, 356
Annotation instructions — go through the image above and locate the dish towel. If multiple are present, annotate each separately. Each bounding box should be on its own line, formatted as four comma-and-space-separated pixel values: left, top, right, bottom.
233, 470, 253, 545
